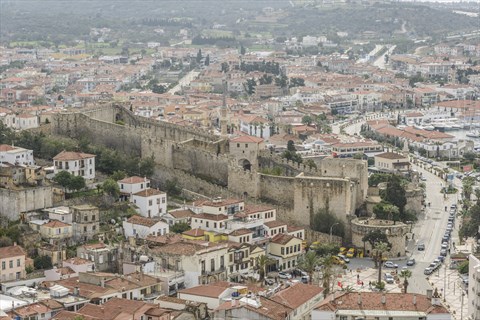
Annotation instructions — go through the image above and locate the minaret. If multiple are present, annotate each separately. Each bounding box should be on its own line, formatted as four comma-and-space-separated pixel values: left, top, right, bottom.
220, 79, 228, 136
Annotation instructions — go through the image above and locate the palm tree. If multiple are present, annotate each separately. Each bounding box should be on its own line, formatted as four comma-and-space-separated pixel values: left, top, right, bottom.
298, 250, 321, 284
256, 255, 274, 285
399, 269, 412, 293
373, 242, 390, 284
319, 255, 335, 297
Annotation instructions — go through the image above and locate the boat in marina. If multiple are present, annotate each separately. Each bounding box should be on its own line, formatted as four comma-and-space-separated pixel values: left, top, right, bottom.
467, 131, 480, 138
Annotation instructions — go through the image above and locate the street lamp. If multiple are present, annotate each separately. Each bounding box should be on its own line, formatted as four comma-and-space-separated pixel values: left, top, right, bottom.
330, 223, 340, 243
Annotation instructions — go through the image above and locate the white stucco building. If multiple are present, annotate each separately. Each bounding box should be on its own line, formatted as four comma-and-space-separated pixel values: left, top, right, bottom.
0, 144, 34, 166
53, 151, 96, 180
122, 215, 169, 239
131, 188, 167, 218
117, 176, 150, 198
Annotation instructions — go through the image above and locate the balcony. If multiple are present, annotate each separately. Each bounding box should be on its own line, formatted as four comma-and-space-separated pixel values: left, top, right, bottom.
227, 218, 264, 231
202, 266, 226, 276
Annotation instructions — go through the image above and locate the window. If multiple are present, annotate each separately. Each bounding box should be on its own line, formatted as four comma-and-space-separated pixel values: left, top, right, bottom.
17, 259, 20, 267
84, 215, 88, 221
84, 226, 87, 232
121, 184, 124, 189
339, 317, 347, 320
9, 260, 13, 268
237, 143, 240, 147
281, 247, 284, 255
1, 261, 5, 270
92, 215, 95, 221
162, 197, 165, 204
92, 225, 96, 231
214, 223, 217, 228
210, 259, 215, 272
157, 198, 160, 205
206, 222, 209, 228
149, 200, 153, 206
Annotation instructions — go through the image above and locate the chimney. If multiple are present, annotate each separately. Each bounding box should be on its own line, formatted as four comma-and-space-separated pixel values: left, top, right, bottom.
357, 293, 362, 305
426, 289, 433, 299
413, 294, 417, 306
381, 294, 386, 304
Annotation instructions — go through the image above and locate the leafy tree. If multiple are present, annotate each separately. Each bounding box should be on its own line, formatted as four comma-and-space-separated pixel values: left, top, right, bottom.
458, 260, 469, 274
373, 202, 400, 222
302, 115, 313, 126
0, 236, 13, 247
138, 156, 155, 177
382, 175, 407, 214
287, 140, 296, 152
399, 269, 412, 293
34, 255, 52, 270
368, 173, 390, 187
165, 178, 181, 196
311, 208, 345, 238
320, 255, 335, 297
53, 171, 72, 189
102, 179, 120, 198
305, 159, 317, 169
463, 152, 476, 162
256, 254, 274, 284
289, 77, 305, 88
313, 243, 339, 257
152, 84, 166, 94
70, 176, 86, 192
171, 222, 191, 234
281, 150, 303, 164
463, 177, 475, 201
362, 230, 391, 265
221, 62, 229, 73
204, 54, 210, 66
240, 45, 246, 55
298, 251, 321, 284
110, 170, 127, 181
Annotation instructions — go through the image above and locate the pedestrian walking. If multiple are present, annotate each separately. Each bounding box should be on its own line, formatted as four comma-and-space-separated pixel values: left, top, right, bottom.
357, 274, 360, 281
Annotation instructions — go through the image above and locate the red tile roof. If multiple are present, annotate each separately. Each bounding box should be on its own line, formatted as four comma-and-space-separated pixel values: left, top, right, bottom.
272, 283, 323, 309
42, 220, 71, 228
118, 176, 148, 184
126, 215, 161, 227
133, 188, 165, 197
0, 245, 26, 259
315, 292, 449, 315
230, 135, 264, 144
53, 151, 95, 161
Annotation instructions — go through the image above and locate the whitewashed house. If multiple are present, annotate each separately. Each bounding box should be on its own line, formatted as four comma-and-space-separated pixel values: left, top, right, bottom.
122, 215, 169, 239
0, 144, 34, 166
53, 151, 96, 180
131, 188, 167, 218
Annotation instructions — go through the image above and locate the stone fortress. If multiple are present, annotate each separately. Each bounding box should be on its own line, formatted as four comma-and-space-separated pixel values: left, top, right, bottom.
52, 104, 368, 233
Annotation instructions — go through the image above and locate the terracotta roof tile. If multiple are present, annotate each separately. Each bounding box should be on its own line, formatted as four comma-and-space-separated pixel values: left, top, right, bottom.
133, 188, 165, 197
53, 151, 95, 161
271, 283, 323, 309
117, 176, 148, 184
126, 215, 160, 227
0, 245, 25, 259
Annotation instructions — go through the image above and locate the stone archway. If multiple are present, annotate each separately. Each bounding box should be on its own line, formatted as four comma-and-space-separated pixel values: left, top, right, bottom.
238, 158, 251, 171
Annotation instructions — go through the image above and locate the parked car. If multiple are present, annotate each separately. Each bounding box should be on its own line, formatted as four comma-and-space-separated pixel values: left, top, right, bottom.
332, 256, 346, 265
440, 249, 448, 257
418, 243, 425, 251
278, 272, 292, 279
384, 273, 395, 284
265, 277, 275, 285
337, 254, 350, 263
406, 258, 416, 266
441, 243, 448, 250
433, 258, 442, 265
424, 267, 433, 275
346, 248, 356, 258
384, 261, 398, 268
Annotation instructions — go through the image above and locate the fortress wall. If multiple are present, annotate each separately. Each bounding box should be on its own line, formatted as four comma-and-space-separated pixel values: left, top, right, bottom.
171, 145, 229, 186
293, 176, 354, 227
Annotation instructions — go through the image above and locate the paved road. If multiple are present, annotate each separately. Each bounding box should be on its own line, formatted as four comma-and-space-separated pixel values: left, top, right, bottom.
168, 70, 200, 94
372, 45, 396, 69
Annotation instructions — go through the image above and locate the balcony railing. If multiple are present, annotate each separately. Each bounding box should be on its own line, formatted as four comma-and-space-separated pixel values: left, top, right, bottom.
202, 266, 226, 276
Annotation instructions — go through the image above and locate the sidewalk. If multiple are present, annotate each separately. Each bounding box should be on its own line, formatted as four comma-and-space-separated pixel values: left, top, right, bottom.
332, 267, 402, 293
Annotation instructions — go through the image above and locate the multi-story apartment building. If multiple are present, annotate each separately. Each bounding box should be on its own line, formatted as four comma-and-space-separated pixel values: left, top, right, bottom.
71, 205, 100, 242
77, 243, 119, 273
131, 188, 167, 218
0, 244, 26, 282
53, 151, 96, 180
0, 144, 34, 166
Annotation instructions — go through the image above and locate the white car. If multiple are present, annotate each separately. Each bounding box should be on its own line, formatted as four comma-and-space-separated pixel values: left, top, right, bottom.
278, 272, 292, 279
384, 261, 398, 268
